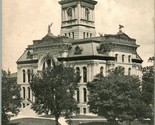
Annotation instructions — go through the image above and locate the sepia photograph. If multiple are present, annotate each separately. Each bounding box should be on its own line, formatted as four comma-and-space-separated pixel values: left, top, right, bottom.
2, 0, 154, 125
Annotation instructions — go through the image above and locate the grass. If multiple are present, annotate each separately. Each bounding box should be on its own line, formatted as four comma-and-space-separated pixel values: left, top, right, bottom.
9, 118, 56, 125
9, 117, 151, 125
71, 120, 106, 125
72, 115, 103, 119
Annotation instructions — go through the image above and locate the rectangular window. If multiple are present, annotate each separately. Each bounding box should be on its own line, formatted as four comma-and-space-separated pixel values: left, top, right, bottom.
65, 33, 67, 37
77, 89, 80, 103
68, 33, 70, 38
83, 108, 86, 114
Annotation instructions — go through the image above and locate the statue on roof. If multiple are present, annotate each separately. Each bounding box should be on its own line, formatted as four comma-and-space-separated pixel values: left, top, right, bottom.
48, 23, 53, 33
119, 24, 124, 32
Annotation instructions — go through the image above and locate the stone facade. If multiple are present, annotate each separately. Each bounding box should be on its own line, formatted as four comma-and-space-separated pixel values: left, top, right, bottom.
17, 0, 143, 115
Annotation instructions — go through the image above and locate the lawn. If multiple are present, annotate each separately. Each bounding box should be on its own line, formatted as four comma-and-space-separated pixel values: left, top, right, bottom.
71, 120, 150, 125
9, 118, 56, 125
9, 118, 151, 125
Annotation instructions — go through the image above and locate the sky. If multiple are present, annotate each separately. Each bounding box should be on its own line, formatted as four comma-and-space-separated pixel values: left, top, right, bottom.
2, 0, 154, 73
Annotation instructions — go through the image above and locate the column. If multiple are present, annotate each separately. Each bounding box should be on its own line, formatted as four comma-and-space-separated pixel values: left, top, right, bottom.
87, 64, 91, 82
79, 87, 83, 103
77, 3, 81, 23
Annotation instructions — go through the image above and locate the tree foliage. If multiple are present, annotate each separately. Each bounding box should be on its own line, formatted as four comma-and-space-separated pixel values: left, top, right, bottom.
141, 65, 154, 124
87, 66, 143, 125
30, 64, 79, 125
2, 70, 21, 125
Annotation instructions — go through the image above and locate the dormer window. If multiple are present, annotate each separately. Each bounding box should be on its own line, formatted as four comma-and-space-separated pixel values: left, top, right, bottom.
67, 8, 72, 20
74, 45, 83, 55
26, 51, 32, 59
85, 8, 90, 21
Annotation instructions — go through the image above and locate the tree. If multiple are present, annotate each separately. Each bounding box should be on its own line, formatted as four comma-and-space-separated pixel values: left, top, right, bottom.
141, 64, 154, 125
87, 66, 143, 125
2, 70, 21, 125
30, 64, 79, 125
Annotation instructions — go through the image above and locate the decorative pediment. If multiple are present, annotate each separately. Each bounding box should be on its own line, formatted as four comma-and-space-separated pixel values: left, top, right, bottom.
104, 32, 136, 41
74, 45, 83, 55
42, 34, 55, 41
117, 33, 131, 40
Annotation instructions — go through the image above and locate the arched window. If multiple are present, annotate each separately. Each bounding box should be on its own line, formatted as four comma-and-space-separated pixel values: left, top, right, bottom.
67, 8, 72, 19
87, 32, 89, 38
76, 67, 80, 76
76, 67, 80, 82
28, 87, 31, 99
43, 62, 46, 70
90, 33, 92, 38
115, 54, 118, 61
128, 55, 131, 63
83, 32, 85, 39
100, 67, 104, 76
23, 70, 26, 83
123, 67, 125, 75
47, 59, 51, 68
77, 89, 80, 103
85, 8, 90, 20
128, 68, 131, 75
27, 69, 31, 83
83, 88, 87, 102
83, 67, 87, 82
122, 55, 125, 62
23, 103, 25, 108
72, 32, 74, 39
23, 87, 25, 99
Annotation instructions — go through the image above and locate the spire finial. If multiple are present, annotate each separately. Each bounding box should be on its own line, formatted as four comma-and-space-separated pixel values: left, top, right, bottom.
48, 23, 53, 33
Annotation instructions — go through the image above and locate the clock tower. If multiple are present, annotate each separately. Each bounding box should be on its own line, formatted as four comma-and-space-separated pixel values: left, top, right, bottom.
59, 0, 97, 39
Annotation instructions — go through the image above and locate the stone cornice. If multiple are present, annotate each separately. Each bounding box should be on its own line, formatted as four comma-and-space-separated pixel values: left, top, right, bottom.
59, 0, 97, 6
61, 24, 95, 29
58, 55, 115, 61
132, 59, 143, 63
17, 60, 38, 64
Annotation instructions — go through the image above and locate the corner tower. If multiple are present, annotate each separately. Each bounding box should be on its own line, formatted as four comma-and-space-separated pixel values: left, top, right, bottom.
59, 0, 97, 39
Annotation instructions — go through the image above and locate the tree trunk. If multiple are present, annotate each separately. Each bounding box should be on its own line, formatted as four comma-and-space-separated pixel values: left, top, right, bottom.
108, 120, 118, 125
55, 116, 59, 125
128, 120, 131, 125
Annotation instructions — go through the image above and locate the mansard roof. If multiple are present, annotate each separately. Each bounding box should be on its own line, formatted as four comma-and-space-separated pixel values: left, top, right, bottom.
17, 31, 142, 64
68, 40, 100, 57
16, 49, 37, 64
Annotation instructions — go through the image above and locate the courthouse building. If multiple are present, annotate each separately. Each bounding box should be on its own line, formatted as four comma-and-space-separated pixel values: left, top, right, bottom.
17, 0, 143, 114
